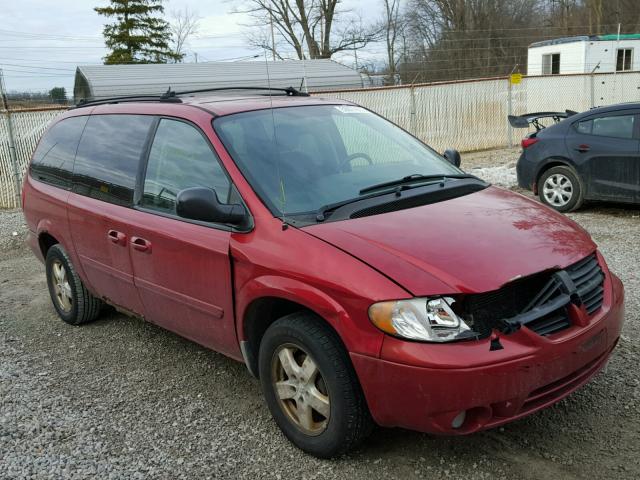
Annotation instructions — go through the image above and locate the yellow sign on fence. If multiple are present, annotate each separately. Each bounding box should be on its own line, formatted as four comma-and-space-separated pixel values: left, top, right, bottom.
510, 73, 523, 85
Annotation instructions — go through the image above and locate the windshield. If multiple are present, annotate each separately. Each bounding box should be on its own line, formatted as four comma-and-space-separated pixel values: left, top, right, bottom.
213, 105, 463, 216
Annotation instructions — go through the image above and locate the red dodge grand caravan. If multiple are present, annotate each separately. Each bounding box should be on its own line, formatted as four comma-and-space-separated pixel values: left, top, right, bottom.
22, 88, 625, 458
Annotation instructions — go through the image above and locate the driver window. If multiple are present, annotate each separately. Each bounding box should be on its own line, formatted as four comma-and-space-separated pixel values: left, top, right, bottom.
141, 119, 231, 215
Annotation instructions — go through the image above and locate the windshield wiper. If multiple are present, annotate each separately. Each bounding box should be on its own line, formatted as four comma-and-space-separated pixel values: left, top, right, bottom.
316, 174, 483, 222
316, 197, 367, 222
358, 173, 479, 195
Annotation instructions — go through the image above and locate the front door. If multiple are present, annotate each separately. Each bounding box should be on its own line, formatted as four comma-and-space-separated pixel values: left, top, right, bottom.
128, 118, 239, 357
568, 112, 640, 202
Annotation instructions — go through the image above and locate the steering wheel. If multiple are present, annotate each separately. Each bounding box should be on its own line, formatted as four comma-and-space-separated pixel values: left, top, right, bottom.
341, 152, 373, 170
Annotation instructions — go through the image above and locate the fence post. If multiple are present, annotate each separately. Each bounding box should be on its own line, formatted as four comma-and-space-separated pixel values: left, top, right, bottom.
507, 78, 513, 148
1, 109, 21, 208
409, 84, 417, 136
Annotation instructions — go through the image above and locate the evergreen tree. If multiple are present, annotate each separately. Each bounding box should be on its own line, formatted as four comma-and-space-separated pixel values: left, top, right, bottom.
49, 87, 67, 104
95, 0, 183, 64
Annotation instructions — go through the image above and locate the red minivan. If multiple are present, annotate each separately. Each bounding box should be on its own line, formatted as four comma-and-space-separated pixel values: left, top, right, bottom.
22, 88, 625, 458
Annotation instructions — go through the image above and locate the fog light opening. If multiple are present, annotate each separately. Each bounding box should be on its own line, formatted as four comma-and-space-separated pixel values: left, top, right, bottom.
451, 410, 466, 429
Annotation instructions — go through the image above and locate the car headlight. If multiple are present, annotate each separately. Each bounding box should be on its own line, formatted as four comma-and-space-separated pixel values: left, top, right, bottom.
368, 297, 476, 343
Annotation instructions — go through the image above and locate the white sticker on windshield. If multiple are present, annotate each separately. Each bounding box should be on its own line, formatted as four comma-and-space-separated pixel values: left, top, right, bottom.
334, 105, 369, 114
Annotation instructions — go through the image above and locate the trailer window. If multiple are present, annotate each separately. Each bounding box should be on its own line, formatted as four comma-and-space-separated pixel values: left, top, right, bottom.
617, 49, 633, 72
542, 53, 560, 75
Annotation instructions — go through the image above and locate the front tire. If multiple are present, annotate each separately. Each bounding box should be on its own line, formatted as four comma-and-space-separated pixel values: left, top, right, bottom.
538, 165, 584, 212
259, 312, 373, 458
45, 244, 102, 325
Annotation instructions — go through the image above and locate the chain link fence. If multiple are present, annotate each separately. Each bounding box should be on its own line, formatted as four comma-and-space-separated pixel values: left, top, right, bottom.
318, 70, 640, 152
2, 70, 640, 209
0, 107, 65, 208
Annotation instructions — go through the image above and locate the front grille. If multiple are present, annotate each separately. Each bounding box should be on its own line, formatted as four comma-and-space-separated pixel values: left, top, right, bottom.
462, 253, 605, 337
566, 254, 605, 315
463, 272, 550, 336
525, 310, 570, 336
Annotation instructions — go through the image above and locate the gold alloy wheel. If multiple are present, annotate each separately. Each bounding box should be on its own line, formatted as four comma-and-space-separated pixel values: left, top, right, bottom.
271, 343, 331, 436
51, 259, 73, 313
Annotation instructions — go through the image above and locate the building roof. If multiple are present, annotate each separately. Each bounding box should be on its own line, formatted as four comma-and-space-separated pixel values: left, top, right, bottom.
530, 33, 640, 48
74, 60, 364, 102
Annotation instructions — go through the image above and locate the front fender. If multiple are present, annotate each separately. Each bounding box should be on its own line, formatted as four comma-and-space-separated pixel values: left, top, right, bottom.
235, 274, 385, 358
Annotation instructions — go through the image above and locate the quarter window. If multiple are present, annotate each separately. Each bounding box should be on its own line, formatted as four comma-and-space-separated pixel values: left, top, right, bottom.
576, 114, 635, 139
30, 116, 88, 189
72, 115, 154, 206
141, 119, 231, 216
617, 48, 633, 72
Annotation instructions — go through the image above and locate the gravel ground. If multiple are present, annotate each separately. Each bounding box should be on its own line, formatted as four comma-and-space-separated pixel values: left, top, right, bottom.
1, 153, 639, 479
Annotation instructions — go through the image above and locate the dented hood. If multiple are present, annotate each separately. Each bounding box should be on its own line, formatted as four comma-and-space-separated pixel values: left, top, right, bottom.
303, 187, 596, 296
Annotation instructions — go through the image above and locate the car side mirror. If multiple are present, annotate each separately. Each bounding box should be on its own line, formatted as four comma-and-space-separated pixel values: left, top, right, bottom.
443, 149, 462, 168
176, 187, 247, 226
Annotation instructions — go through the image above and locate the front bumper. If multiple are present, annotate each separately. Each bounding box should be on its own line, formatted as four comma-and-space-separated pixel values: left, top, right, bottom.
351, 273, 624, 434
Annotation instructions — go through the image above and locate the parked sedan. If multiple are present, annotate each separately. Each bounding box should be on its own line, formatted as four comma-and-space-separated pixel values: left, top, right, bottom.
514, 103, 640, 212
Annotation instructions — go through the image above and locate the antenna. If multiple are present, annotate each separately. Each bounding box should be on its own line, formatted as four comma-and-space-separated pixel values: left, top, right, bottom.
264, 51, 288, 230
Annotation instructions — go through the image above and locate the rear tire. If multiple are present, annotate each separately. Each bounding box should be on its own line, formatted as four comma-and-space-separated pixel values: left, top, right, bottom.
258, 312, 373, 458
45, 244, 102, 325
538, 165, 584, 212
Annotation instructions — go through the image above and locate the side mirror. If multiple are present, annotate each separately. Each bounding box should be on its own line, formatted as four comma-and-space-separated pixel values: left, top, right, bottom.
443, 149, 462, 168
176, 187, 247, 225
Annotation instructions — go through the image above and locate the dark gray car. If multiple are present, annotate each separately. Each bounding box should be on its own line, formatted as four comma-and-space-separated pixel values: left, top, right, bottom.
515, 103, 640, 212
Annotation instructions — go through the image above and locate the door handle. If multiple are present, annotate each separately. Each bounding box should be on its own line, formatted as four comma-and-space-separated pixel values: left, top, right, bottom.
107, 229, 127, 246
575, 144, 590, 153
131, 236, 152, 253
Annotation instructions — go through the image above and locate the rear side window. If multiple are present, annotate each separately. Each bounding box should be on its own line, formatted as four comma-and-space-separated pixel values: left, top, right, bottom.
141, 119, 231, 215
30, 116, 88, 189
576, 114, 635, 139
73, 114, 154, 206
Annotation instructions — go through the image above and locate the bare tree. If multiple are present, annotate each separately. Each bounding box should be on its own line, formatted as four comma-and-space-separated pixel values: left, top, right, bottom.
170, 7, 200, 62
403, 0, 543, 82
381, 0, 403, 81
233, 0, 379, 60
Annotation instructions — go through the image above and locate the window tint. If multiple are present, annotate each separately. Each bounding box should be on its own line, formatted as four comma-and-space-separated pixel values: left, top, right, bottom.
73, 114, 154, 206
30, 116, 88, 189
577, 115, 635, 139
141, 119, 231, 216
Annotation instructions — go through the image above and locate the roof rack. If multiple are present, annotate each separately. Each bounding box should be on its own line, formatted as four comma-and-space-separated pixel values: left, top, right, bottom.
73, 86, 309, 108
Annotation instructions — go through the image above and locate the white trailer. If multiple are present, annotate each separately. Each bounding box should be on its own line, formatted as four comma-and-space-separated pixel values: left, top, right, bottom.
527, 34, 640, 76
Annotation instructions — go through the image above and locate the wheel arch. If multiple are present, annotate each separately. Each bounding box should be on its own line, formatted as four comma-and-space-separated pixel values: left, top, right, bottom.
236, 276, 357, 378
534, 157, 577, 194
38, 231, 59, 257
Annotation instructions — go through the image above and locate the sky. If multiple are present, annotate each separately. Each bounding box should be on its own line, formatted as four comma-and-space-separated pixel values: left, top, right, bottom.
0, 0, 384, 95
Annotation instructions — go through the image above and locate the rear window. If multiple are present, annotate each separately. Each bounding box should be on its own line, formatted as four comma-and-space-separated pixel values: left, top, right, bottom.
30, 116, 88, 189
72, 114, 154, 206
576, 114, 635, 139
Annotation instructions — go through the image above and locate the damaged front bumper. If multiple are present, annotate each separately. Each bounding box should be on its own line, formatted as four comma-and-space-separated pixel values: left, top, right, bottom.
351, 272, 624, 435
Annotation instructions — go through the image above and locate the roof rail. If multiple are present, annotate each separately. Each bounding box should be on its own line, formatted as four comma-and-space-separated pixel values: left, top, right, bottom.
174, 86, 310, 97
73, 86, 309, 108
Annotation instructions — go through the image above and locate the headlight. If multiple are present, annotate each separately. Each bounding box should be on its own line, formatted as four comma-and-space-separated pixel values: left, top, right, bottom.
368, 297, 476, 343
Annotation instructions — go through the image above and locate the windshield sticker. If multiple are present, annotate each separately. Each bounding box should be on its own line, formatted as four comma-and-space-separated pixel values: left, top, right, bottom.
334, 105, 369, 114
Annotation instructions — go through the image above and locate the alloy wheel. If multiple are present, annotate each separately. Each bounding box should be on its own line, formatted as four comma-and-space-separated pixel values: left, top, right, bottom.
543, 173, 573, 207
51, 259, 73, 312
271, 343, 331, 436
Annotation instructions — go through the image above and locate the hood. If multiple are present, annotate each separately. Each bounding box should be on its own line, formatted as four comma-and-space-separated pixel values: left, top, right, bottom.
303, 187, 596, 296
